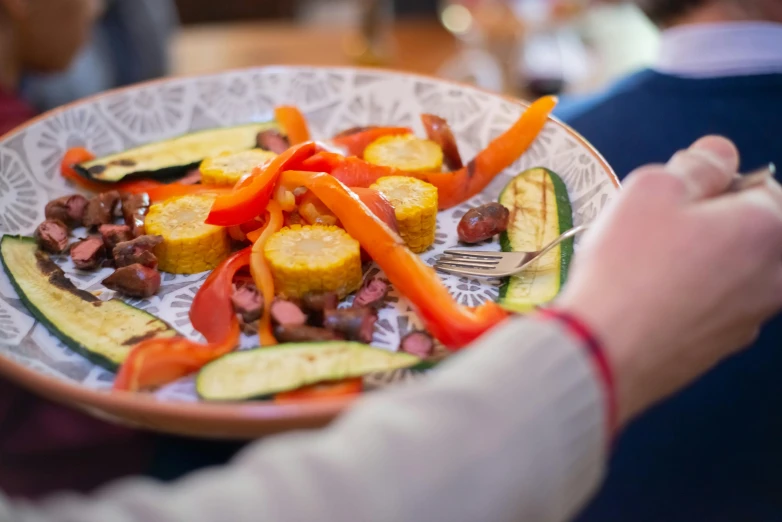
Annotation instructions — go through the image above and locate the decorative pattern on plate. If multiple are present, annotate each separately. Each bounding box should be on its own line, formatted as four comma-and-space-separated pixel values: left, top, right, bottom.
0, 66, 618, 406
98, 83, 193, 142
0, 147, 45, 235
22, 106, 123, 191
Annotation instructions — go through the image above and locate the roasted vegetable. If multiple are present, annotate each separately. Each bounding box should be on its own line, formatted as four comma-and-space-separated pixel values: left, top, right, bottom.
274, 106, 310, 145
199, 149, 277, 187
370, 176, 438, 253
421, 114, 463, 170
279, 170, 509, 349
113, 248, 251, 391
332, 126, 412, 157
364, 134, 443, 174
274, 378, 363, 403
145, 194, 231, 274
250, 201, 284, 346
264, 225, 362, 299
498, 167, 574, 312
0, 235, 175, 370
298, 191, 339, 226
76, 122, 278, 183
196, 341, 419, 401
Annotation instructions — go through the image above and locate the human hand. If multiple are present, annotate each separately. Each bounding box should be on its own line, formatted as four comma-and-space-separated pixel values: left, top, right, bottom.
557, 136, 782, 427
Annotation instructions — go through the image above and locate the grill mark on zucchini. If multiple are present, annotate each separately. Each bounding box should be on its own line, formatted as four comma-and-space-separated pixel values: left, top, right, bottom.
35, 251, 100, 303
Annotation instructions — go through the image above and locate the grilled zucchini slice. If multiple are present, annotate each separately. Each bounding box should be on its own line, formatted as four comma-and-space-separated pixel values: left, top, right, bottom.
197, 341, 420, 401
497, 168, 574, 312
76, 122, 279, 183
0, 235, 175, 370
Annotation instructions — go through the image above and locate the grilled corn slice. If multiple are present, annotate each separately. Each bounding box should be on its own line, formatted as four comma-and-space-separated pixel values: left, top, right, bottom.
264, 225, 362, 299
200, 149, 277, 187
145, 195, 231, 274
364, 134, 443, 173
370, 176, 438, 253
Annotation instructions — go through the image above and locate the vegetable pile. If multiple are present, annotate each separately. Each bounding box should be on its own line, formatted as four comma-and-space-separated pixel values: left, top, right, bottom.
1, 97, 574, 403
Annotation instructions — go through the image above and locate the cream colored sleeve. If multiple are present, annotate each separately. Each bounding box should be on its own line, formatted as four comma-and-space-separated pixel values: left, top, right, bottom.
5, 317, 607, 522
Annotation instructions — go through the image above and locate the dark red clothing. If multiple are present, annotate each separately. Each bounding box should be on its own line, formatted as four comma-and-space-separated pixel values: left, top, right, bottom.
0, 88, 153, 498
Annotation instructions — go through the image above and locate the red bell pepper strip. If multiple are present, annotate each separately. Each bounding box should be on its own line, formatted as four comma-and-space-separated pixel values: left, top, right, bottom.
274, 106, 311, 145
250, 201, 283, 346
426, 95, 558, 209
274, 378, 363, 403
280, 170, 509, 349
206, 141, 319, 227
114, 248, 251, 391
298, 151, 346, 173
332, 126, 412, 158
421, 114, 463, 170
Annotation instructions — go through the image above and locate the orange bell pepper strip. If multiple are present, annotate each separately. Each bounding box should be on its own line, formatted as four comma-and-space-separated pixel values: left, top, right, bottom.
274, 106, 311, 145
274, 378, 363, 403
250, 200, 283, 346
425, 95, 558, 209
206, 141, 320, 227
280, 170, 509, 349
332, 126, 413, 158
113, 248, 251, 391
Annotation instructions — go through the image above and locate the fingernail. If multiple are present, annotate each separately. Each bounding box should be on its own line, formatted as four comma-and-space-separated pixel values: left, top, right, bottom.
690, 136, 739, 172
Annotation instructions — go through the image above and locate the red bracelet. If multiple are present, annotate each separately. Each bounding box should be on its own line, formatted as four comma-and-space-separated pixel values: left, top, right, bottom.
536, 307, 618, 442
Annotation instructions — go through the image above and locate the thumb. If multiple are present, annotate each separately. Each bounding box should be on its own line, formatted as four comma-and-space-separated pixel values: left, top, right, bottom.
665, 136, 740, 201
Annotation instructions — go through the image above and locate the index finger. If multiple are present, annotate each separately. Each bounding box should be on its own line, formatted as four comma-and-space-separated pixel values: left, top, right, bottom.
665, 136, 740, 201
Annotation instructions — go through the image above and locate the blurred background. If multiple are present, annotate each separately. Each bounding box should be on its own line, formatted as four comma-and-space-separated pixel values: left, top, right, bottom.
23, 0, 660, 111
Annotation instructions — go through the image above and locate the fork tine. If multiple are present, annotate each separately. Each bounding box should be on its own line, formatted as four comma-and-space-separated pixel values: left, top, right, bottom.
436, 260, 496, 270
435, 265, 496, 278
438, 255, 498, 267
443, 249, 503, 259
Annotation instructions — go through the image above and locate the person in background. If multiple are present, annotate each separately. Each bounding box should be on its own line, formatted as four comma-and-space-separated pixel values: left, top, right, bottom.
0, 0, 159, 498
0, 136, 781, 522
555, 1, 782, 520
20, 0, 177, 112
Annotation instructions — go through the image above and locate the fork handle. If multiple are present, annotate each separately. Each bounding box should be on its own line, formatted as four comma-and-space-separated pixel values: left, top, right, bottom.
525, 225, 590, 267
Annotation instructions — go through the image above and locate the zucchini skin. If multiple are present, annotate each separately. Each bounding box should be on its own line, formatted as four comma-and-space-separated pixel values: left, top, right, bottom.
196, 342, 420, 401
0, 235, 175, 371
497, 167, 574, 309
75, 122, 280, 184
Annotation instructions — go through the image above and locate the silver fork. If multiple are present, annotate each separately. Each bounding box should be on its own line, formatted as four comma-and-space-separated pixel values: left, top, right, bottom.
435, 164, 776, 279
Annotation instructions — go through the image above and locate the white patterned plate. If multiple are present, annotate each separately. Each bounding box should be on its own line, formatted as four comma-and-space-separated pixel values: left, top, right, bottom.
0, 66, 618, 438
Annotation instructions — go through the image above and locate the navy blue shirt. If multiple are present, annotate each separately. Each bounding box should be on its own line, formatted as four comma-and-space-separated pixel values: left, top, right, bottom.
557, 69, 782, 522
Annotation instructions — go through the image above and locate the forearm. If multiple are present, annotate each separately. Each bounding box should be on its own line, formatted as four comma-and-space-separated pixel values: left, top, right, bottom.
6, 317, 608, 522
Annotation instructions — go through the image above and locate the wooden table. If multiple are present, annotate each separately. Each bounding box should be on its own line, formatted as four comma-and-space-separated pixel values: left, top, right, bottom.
172, 19, 459, 77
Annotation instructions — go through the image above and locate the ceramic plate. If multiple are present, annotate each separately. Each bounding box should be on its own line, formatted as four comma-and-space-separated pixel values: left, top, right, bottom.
0, 66, 618, 438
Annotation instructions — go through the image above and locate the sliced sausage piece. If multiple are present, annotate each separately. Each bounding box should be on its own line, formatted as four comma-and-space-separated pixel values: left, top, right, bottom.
120, 193, 150, 237
112, 235, 163, 269
70, 236, 106, 270
457, 202, 511, 244
231, 282, 263, 323
270, 299, 308, 327
353, 278, 389, 309
333, 126, 378, 138
274, 325, 344, 343
399, 331, 435, 358
83, 190, 121, 229
323, 307, 377, 344
44, 194, 88, 228
300, 292, 339, 326
256, 129, 290, 154
421, 114, 463, 171
102, 264, 161, 298
98, 224, 133, 250
34, 219, 69, 254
